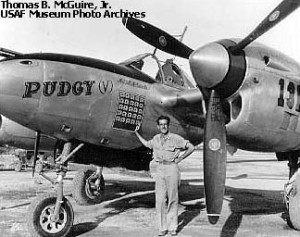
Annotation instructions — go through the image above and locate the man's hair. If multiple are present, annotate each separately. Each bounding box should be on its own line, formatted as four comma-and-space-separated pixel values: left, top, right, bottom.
156, 115, 170, 125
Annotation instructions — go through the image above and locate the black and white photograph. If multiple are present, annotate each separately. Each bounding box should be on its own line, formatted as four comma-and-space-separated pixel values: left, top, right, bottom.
0, 0, 300, 236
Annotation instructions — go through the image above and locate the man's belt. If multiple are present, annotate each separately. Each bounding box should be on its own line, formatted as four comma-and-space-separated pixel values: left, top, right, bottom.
156, 160, 175, 165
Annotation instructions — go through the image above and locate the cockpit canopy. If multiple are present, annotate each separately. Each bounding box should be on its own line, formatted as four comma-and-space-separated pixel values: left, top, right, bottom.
120, 53, 194, 89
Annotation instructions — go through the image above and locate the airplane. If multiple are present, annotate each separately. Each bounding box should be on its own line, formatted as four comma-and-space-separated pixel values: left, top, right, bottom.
0, 0, 300, 236
0, 115, 57, 171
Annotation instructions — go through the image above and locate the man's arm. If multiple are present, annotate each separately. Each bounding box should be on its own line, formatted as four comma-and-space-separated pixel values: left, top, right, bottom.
135, 129, 151, 148
175, 142, 194, 164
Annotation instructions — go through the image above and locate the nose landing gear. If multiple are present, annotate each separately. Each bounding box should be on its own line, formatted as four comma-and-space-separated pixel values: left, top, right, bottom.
26, 192, 74, 237
26, 142, 84, 237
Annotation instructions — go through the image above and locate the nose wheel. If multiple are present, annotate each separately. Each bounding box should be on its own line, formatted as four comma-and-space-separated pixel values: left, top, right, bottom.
26, 193, 74, 237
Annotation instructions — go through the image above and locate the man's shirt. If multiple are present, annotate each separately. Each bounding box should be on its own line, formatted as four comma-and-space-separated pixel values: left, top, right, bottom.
145, 132, 189, 162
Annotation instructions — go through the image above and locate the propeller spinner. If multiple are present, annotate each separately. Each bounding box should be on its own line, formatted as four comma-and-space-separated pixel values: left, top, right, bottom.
122, 0, 300, 224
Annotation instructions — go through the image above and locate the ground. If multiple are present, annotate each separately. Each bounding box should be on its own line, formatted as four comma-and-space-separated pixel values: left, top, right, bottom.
0, 150, 298, 237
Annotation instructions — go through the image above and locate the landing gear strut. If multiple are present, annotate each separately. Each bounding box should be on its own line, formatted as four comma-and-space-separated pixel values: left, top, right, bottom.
26, 142, 84, 237
282, 152, 300, 230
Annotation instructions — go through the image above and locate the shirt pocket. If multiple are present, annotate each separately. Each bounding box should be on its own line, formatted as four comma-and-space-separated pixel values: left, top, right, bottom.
165, 145, 176, 152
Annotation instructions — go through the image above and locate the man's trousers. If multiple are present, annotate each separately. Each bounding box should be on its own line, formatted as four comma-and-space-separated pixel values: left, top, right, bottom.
155, 163, 180, 233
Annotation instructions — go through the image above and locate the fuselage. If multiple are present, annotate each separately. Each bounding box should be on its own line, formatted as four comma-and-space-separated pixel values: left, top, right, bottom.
1, 40, 300, 153
0, 53, 203, 150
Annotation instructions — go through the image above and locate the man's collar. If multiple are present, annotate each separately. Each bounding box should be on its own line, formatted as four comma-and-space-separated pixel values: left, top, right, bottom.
160, 133, 170, 140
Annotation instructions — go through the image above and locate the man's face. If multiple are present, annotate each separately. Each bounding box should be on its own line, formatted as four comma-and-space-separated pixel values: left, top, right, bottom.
157, 119, 169, 135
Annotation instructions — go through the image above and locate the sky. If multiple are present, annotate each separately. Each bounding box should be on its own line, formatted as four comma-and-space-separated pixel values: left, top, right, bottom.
0, 0, 299, 81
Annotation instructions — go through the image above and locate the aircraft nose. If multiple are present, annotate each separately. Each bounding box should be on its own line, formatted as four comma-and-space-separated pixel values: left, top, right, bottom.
189, 42, 229, 89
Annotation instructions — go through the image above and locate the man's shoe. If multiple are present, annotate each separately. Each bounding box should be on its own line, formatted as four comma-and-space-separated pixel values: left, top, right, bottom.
158, 231, 167, 236
169, 231, 177, 236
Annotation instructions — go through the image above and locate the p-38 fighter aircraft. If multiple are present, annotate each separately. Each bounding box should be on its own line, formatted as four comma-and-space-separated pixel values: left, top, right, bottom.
1, 0, 300, 236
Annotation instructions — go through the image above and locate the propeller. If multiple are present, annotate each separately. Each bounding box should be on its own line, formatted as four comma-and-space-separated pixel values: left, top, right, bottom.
203, 90, 227, 223
230, 0, 300, 53
122, 17, 193, 59
123, 0, 300, 58
122, 0, 300, 224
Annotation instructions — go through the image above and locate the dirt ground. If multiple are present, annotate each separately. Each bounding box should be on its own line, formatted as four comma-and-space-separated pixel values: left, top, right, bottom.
0, 150, 299, 237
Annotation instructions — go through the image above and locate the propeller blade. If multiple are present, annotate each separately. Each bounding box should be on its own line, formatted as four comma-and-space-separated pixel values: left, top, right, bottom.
231, 0, 300, 53
204, 90, 227, 224
122, 17, 193, 59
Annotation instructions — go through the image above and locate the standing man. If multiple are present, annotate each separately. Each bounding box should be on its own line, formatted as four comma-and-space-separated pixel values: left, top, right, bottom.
135, 115, 194, 236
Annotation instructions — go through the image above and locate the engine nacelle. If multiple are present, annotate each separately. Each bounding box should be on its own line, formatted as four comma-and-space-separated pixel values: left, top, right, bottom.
226, 41, 300, 152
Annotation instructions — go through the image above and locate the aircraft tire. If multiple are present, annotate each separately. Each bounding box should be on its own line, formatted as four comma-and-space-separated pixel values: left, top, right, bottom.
14, 160, 22, 172
287, 173, 300, 230
26, 192, 74, 237
73, 169, 105, 205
